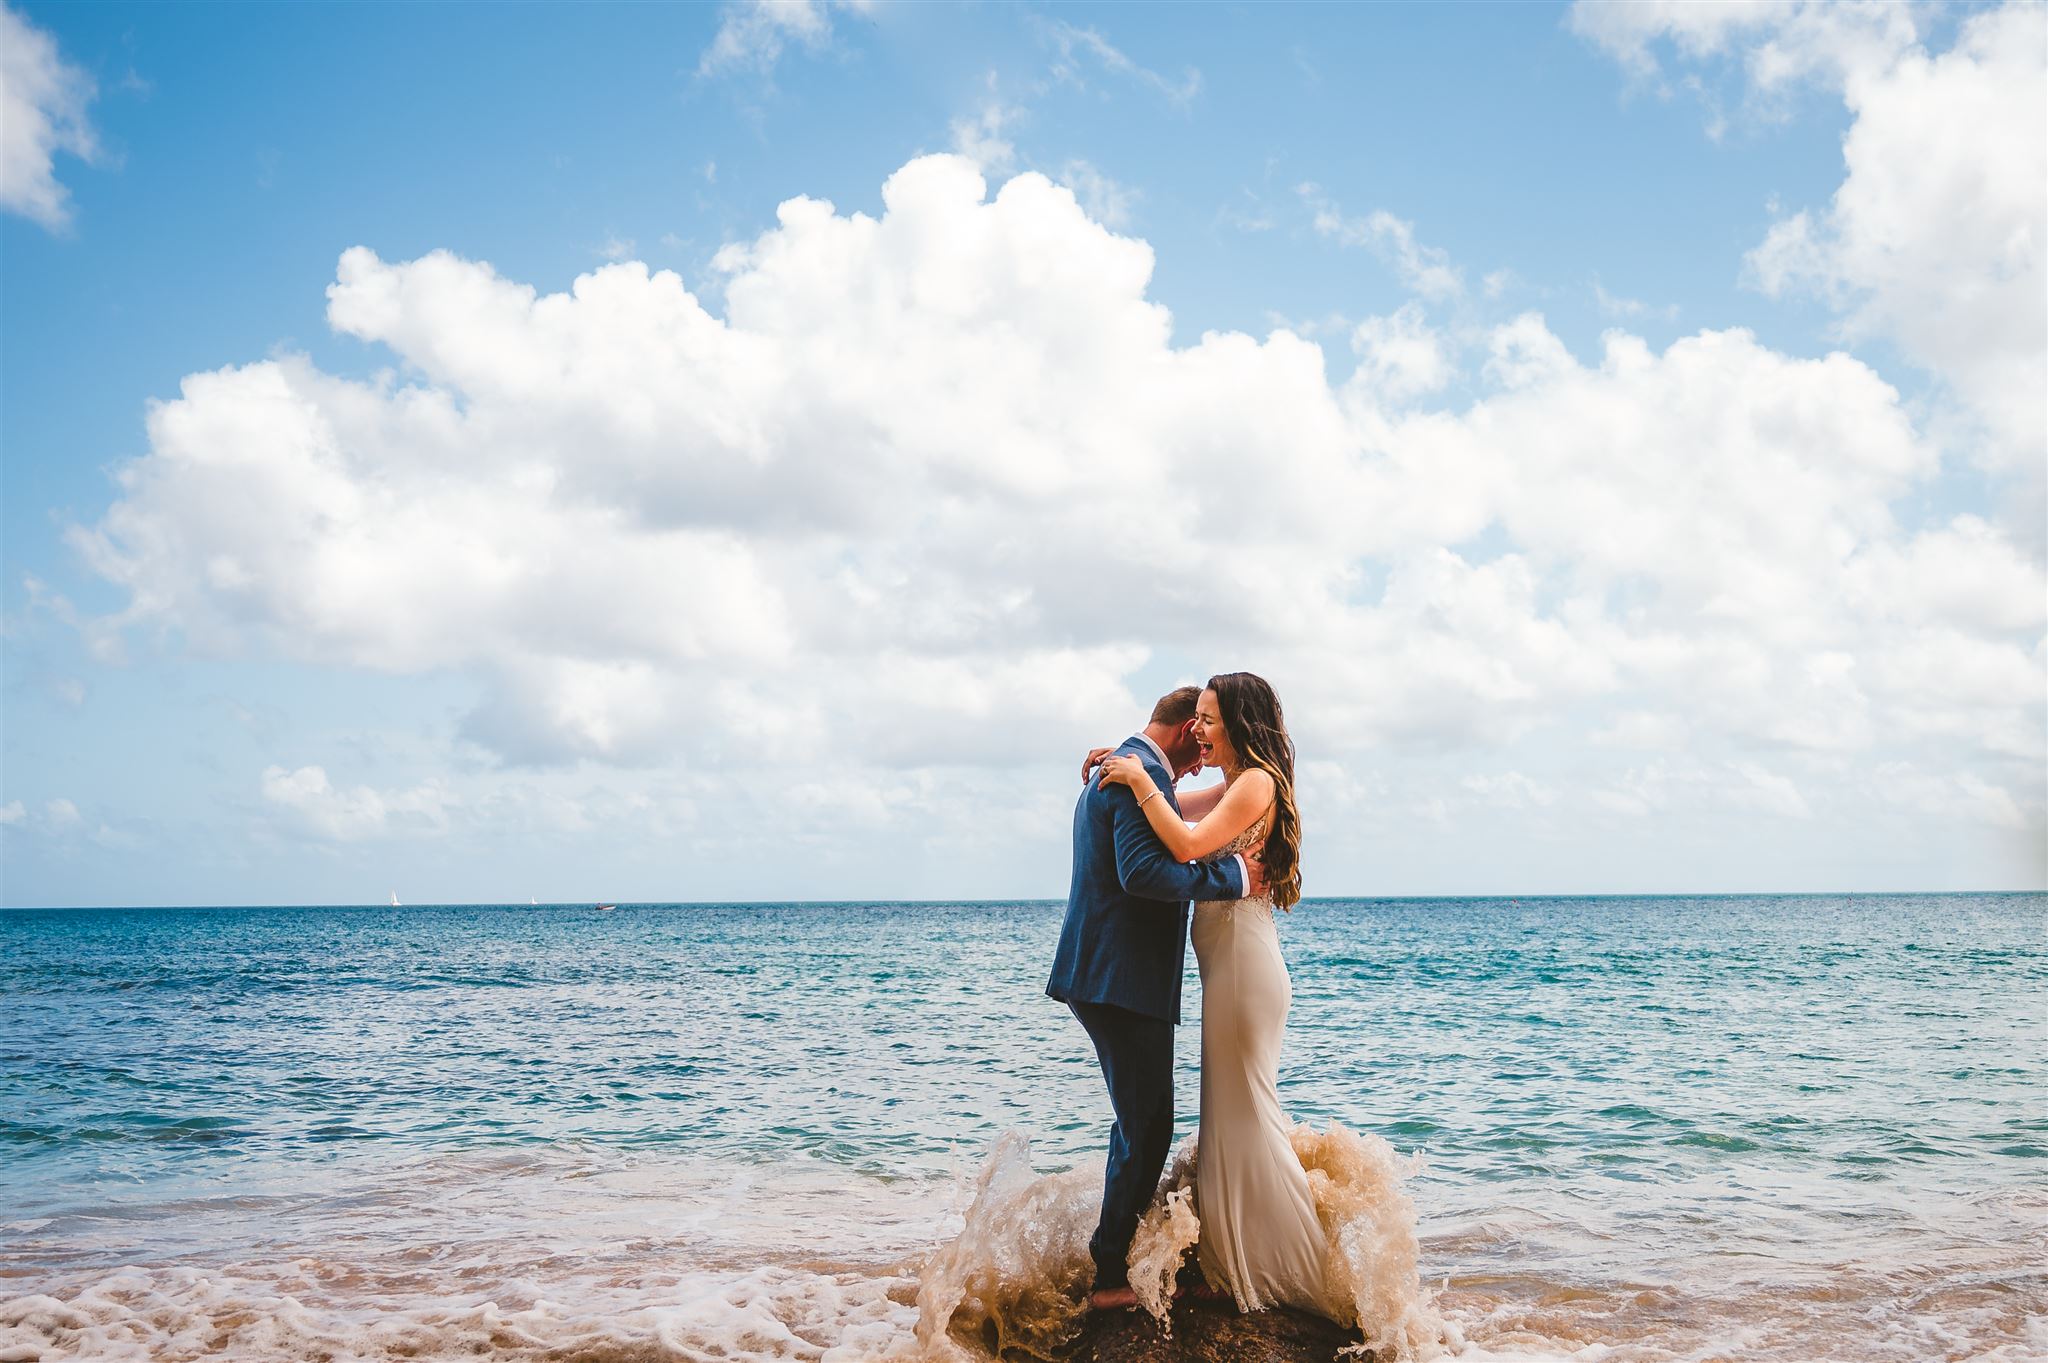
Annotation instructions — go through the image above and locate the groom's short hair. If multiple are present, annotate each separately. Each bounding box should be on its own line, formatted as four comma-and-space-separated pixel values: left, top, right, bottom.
1150, 685, 1201, 727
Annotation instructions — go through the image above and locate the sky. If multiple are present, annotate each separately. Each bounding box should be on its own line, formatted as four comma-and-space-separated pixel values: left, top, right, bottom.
1, 0, 2043, 907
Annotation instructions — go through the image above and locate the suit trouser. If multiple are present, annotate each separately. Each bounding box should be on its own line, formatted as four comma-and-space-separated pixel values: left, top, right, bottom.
1069, 998, 1176, 1291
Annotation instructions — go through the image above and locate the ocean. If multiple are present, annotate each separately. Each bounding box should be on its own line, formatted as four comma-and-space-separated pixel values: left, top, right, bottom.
1, 894, 2042, 1361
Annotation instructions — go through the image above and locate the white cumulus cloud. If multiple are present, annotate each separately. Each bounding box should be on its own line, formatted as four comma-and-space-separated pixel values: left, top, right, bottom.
950, 94, 1021, 176
1575, 0, 2047, 482
261, 764, 455, 842
63, 149, 2045, 869
1345, 303, 1453, 405
1745, 2, 2046, 476
0, 1, 101, 230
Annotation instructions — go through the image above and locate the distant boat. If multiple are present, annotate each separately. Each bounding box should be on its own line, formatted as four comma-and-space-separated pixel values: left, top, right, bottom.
530, 896, 538, 906
595, 903, 616, 912
390, 891, 401, 907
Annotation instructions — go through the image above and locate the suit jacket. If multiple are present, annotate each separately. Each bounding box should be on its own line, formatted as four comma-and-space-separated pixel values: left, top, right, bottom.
1046, 736, 1247, 1025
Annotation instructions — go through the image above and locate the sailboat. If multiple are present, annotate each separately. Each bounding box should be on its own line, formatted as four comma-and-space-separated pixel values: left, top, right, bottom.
530, 896, 538, 906
390, 891, 401, 907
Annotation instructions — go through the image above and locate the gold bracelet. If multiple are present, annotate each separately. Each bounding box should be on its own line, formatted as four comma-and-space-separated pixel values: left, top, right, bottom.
1138, 790, 1163, 808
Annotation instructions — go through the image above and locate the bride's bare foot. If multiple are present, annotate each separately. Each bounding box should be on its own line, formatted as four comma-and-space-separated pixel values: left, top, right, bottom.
1087, 1285, 1138, 1311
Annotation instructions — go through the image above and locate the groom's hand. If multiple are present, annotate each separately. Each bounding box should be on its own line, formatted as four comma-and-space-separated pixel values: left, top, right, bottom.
1244, 856, 1270, 898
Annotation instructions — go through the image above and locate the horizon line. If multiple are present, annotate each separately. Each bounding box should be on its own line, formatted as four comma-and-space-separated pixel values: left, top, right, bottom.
4, 888, 2043, 912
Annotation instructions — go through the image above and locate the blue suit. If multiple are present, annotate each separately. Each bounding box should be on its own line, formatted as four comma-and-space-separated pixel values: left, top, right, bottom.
1045, 736, 1246, 1291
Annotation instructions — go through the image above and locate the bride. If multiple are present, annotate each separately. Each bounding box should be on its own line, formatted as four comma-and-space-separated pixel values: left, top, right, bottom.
1091, 671, 1328, 1316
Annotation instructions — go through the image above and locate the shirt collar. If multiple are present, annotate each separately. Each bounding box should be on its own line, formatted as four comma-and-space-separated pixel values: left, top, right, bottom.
1132, 731, 1175, 777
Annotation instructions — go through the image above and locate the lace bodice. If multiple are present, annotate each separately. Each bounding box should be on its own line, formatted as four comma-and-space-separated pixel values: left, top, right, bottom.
1201, 812, 1273, 910
1219, 813, 1268, 859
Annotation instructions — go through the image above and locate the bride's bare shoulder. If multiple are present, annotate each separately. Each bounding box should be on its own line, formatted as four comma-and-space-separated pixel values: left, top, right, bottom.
1233, 767, 1276, 802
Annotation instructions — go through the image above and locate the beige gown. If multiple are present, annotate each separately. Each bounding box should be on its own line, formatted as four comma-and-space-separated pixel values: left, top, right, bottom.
1191, 813, 1328, 1314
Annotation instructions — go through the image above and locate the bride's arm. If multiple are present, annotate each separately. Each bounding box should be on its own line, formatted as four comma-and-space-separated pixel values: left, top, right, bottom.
1175, 781, 1227, 820
1083, 746, 1222, 816
1097, 758, 1273, 862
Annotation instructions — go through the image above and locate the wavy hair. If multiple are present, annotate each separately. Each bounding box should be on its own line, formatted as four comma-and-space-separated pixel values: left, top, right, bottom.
1207, 672, 1302, 910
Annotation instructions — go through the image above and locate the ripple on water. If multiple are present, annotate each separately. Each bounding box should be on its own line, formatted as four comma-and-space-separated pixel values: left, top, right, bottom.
0, 894, 2041, 1359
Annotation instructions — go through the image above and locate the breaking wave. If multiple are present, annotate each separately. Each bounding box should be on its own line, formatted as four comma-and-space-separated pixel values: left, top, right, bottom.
912, 1121, 1454, 1361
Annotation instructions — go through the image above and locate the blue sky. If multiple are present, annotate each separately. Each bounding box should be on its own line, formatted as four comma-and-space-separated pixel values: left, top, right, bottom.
2, 1, 2042, 906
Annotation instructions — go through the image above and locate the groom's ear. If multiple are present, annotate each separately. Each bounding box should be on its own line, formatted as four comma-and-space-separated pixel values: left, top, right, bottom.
1177, 717, 1199, 744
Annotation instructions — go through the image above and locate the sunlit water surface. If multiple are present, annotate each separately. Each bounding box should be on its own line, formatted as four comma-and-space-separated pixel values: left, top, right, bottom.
2, 895, 2042, 1361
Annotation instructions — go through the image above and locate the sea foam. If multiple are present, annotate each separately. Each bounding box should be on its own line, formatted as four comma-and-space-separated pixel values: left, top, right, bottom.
915, 1121, 1456, 1362
0, 1262, 925, 1362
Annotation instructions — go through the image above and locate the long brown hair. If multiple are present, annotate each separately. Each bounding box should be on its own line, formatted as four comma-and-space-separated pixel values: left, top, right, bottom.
1208, 672, 1302, 909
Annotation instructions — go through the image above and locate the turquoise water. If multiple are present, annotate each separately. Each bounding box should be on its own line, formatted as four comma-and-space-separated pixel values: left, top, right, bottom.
2, 894, 2044, 1360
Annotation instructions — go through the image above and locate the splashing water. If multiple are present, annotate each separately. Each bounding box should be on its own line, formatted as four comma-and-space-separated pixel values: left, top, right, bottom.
1291, 1121, 1462, 1362
913, 1132, 1094, 1361
1127, 1144, 1202, 1326
916, 1122, 1453, 1361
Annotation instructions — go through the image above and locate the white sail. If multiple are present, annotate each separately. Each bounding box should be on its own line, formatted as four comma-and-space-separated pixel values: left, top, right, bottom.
390, 891, 401, 907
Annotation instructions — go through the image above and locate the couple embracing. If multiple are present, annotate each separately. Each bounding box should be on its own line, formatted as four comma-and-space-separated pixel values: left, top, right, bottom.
1047, 672, 1330, 1319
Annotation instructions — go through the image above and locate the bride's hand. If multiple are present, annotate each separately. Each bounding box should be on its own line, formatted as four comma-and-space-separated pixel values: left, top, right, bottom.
1081, 746, 1116, 782
1095, 753, 1156, 795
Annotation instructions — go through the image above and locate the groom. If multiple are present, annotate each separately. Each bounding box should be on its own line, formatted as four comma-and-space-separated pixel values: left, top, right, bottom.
1046, 685, 1263, 1310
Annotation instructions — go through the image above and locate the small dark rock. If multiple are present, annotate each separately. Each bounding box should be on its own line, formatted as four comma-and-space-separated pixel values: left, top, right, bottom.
1065, 1297, 1368, 1363
1061, 1265, 1370, 1363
